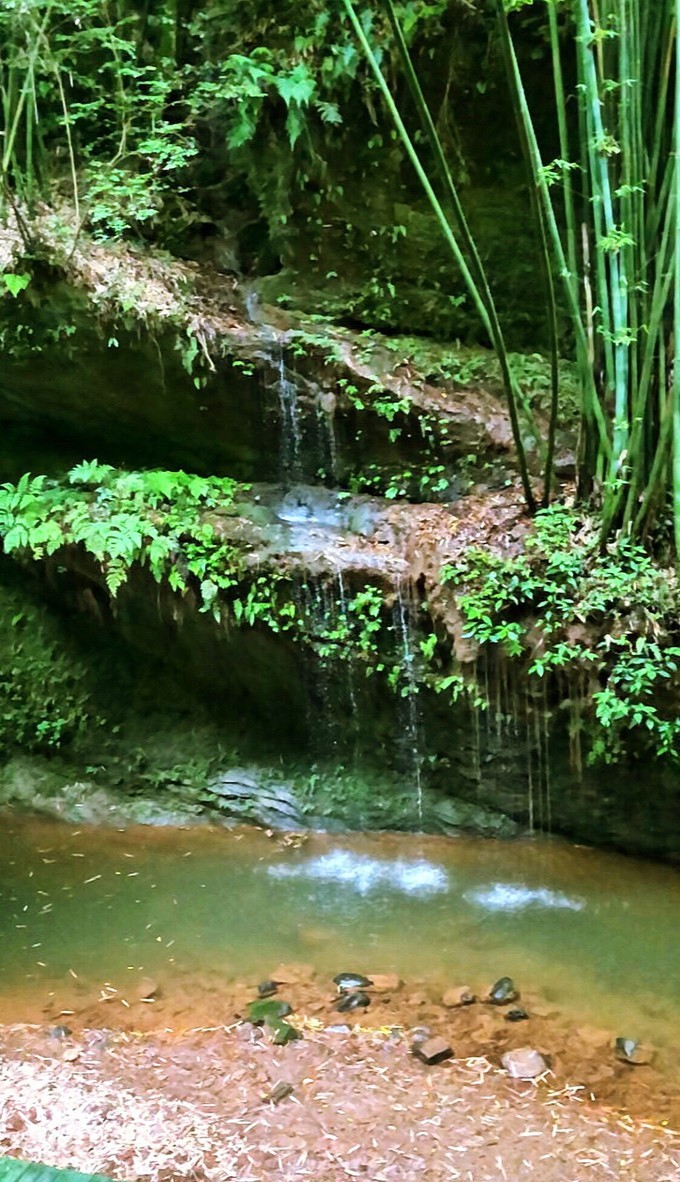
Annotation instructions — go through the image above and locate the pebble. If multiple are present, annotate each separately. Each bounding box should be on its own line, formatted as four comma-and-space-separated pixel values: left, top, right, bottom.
48, 1025, 72, 1040
488, 977, 519, 1005
442, 986, 476, 1008
501, 1047, 548, 1079
262, 1081, 293, 1105
334, 990, 370, 1013
257, 980, 280, 998
412, 1036, 453, 1066
135, 978, 159, 1001
366, 973, 402, 993
505, 1008, 529, 1022
333, 972, 373, 992
615, 1037, 654, 1066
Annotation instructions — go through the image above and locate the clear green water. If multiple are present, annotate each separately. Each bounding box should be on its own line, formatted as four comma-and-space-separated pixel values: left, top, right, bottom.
0, 817, 678, 1052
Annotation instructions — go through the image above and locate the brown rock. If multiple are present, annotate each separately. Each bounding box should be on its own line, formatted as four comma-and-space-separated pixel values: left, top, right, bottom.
270, 963, 314, 986
135, 978, 159, 1001
614, 1038, 655, 1066
442, 986, 476, 1008
501, 1047, 548, 1079
412, 1036, 453, 1066
262, 1081, 294, 1105
366, 973, 403, 993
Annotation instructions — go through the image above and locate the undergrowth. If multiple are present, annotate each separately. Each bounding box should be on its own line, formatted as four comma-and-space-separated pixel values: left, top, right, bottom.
438, 505, 680, 763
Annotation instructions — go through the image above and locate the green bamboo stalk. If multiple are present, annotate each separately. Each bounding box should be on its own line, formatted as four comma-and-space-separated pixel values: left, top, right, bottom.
494, 1, 559, 506
342, 0, 537, 512
546, 0, 579, 296
672, 0, 680, 560
493, 1, 612, 468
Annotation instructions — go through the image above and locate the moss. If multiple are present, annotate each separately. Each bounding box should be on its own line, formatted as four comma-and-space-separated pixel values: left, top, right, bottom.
0, 577, 97, 754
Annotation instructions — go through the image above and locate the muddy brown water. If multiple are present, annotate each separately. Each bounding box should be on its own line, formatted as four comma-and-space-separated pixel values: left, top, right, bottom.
1, 815, 680, 1122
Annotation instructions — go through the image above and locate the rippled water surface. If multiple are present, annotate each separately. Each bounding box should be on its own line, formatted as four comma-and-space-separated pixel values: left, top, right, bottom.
0, 816, 678, 1051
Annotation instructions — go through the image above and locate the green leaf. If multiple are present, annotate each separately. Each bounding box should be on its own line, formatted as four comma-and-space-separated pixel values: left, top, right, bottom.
247, 998, 293, 1024
2, 273, 31, 298
0, 1158, 115, 1182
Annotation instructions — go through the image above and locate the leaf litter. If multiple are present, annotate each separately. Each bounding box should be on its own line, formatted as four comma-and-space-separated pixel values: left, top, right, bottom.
0, 1022, 677, 1182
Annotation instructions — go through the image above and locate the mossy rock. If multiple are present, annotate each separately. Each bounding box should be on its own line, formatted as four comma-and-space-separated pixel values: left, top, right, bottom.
248, 998, 293, 1024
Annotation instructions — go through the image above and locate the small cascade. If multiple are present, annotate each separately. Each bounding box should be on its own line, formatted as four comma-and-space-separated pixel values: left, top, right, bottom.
294, 574, 347, 759
336, 569, 360, 758
394, 580, 425, 827
316, 395, 340, 483
276, 348, 302, 482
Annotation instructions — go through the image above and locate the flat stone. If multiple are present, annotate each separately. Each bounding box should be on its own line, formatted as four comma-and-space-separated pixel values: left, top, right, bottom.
505, 1008, 529, 1022
262, 1081, 293, 1105
488, 976, 518, 1005
615, 1037, 654, 1066
366, 973, 402, 993
501, 1047, 548, 1079
442, 986, 476, 1008
412, 1036, 453, 1066
135, 977, 159, 1001
270, 963, 314, 986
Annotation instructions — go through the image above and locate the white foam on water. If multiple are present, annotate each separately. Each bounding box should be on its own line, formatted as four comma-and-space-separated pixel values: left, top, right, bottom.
267, 849, 448, 897
464, 883, 585, 912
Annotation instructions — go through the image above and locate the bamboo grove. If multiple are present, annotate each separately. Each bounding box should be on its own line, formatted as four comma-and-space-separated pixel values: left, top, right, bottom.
2, 1, 680, 550
343, 0, 680, 552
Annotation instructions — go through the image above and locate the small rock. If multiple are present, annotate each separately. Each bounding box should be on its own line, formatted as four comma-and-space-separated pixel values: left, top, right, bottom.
270, 963, 314, 986
501, 1047, 548, 1079
62, 1047, 80, 1063
266, 1019, 301, 1046
248, 998, 293, 1025
335, 990, 370, 1013
257, 980, 280, 999
135, 978, 159, 1001
333, 972, 373, 992
48, 1025, 72, 1040
326, 1023, 352, 1035
488, 977, 518, 1005
615, 1037, 654, 1066
412, 1036, 453, 1065
409, 1025, 432, 1045
366, 973, 402, 993
262, 1081, 294, 1105
505, 1008, 529, 1022
442, 986, 476, 1008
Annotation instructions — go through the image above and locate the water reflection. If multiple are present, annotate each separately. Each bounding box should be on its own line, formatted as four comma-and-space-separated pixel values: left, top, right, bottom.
267, 850, 448, 896
465, 883, 585, 912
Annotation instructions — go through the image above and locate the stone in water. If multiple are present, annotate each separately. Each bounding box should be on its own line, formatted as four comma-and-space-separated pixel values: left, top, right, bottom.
505, 1007, 529, 1022
335, 990, 370, 1013
615, 1037, 653, 1066
488, 976, 518, 1005
442, 986, 476, 1008
333, 972, 373, 992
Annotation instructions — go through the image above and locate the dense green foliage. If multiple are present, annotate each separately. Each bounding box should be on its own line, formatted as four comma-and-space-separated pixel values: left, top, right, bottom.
0, 581, 94, 754
439, 506, 680, 762
343, 0, 680, 546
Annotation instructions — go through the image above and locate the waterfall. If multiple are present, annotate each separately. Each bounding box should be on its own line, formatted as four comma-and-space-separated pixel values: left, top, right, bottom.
276, 349, 302, 482
394, 580, 425, 828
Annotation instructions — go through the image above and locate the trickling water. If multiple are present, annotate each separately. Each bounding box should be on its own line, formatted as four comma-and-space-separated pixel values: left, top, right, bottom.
276, 349, 302, 482
394, 580, 424, 827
